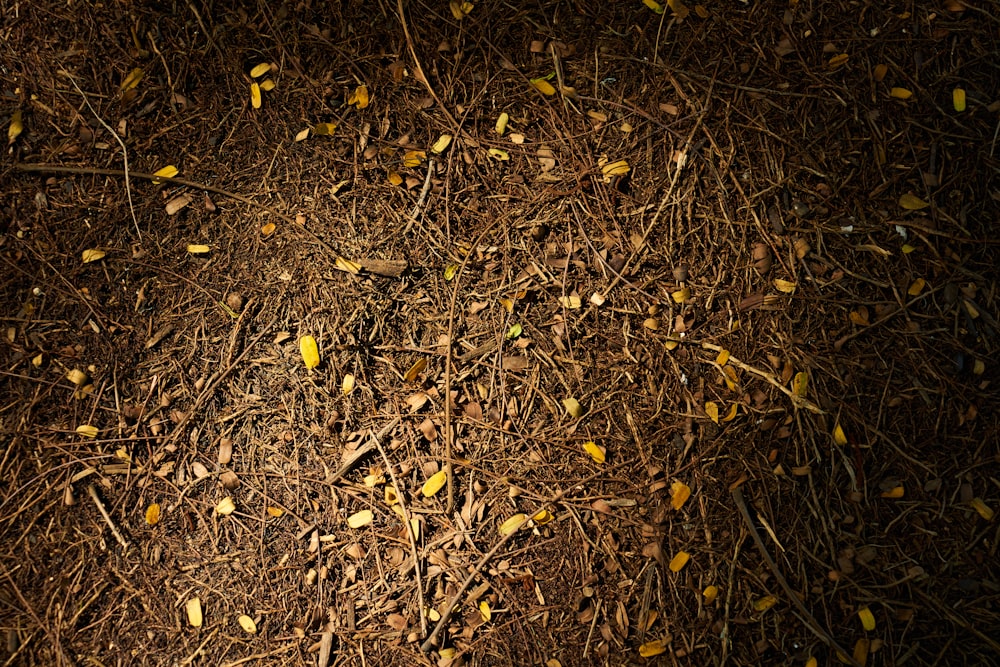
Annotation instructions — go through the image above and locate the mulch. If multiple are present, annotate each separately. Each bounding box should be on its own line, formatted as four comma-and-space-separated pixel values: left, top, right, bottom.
2, 1, 998, 665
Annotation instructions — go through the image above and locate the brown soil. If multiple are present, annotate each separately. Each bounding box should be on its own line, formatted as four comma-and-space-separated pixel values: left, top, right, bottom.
2, 1, 999, 666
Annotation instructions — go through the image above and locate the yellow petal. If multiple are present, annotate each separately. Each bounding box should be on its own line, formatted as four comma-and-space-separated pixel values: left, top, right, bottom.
833, 424, 848, 446
215, 496, 236, 515
314, 122, 336, 135
186, 597, 203, 627
250, 82, 262, 109
488, 148, 510, 160
238, 615, 257, 634
601, 159, 630, 180
873, 64, 888, 82
672, 287, 691, 303
890, 87, 913, 100
8, 109, 23, 144
404, 357, 427, 382
899, 193, 930, 210
754, 595, 777, 611
145, 503, 161, 525
76, 425, 99, 438
715, 349, 730, 366
120, 67, 144, 91
792, 371, 809, 397
499, 513, 527, 536
582, 441, 606, 464
266, 506, 285, 517
643, 0, 664, 13
530, 78, 556, 95
479, 601, 492, 622
722, 403, 738, 423
970, 498, 994, 520
186, 244, 210, 254
431, 134, 453, 154
562, 398, 585, 419
667, 0, 690, 19
82, 249, 106, 263
704, 401, 719, 424
953, 88, 966, 112
421, 469, 448, 497
449, 0, 473, 19
702, 585, 718, 603
260, 79, 276, 92
387, 170, 403, 186
858, 606, 876, 631
495, 112, 509, 134
532, 509, 553, 525
907, 278, 926, 296
152, 165, 178, 184
299, 335, 320, 369
773, 279, 797, 294
639, 640, 667, 657
670, 481, 691, 510
335, 256, 362, 274
250, 63, 271, 78
403, 150, 426, 168
347, 509, 373, 528
668, 551, 690, 572
261, 222, 276, 236
341, 373, 355, 395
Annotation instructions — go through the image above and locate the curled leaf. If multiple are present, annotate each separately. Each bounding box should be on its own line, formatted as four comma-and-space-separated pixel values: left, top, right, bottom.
449, 0, 474, 19
403, 150, 426, 168
899, 193, 930, 210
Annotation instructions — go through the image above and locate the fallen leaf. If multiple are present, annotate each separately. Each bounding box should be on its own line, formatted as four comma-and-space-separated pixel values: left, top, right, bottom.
387, 170, 403, 186
299, 335, 320, 369
8, 109, 23, 144
873, 63, 888, 82
792, 371, 809, 397
431, 134, 453, 153
250, 82, 262, 109
670, 481, 691, 510
261, 222, 276, 236
499, 513, 526, 536
347, 510, 374, 528
404, 358, 427, 382
341, 373, 355, 395
238, 615, 257, 634
186, 597, 203, 627
705, 401, 720, 424
260, 79, 276, 92
833, 424, 848, 446
266, 506, 285, 517
76, 425, 98, 438
488, 148, 510, 160
899, 193, 930, 210
449, 0, 474, 19
970, 498, 994, 520
828, 53, 849, 69
152, 165, 178, 184
773, 279, 797, 294
583, 441, 606, 464
506, 323, 522, 339
601, 159, 630, 182
890, 87, 913, 100
532, 509, 553, 525
849, 308, 870, 325
422, 470, 448, 497
479, 601, 492, 622
667, 0, 690, 19
348, 85, 370, 109
671, 287, 691, 303
120, 67, 144, 91
495, 112, 509, 134
250, 63, 270, 78
295, 128, 310, 142
215, 496, 236, 515
530, 78, 556, 95
82, 249, 106, 263
754, 595, 777, 611
643, 0, 664, 12
907, 278, 926, 296
562, 398, 585, 418
669, 551, 690, 572
722, 403, 739, 422
858, 606, 876, 631
639, 640, 667, 657
145, 503, 160, 525
715, 349, 730, 366
403, 150, 426, 168
186, 244, 210, 254
314, 122, 337, 135
703, 585, 718, 603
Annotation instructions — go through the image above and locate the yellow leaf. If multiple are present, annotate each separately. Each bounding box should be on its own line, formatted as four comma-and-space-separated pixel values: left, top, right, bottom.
670, 481, 691, 510
499, 297, 514, 313
854, 639, 869, 666
444, 264, 459, 281
828, 53, 849, 69
348, 85, 370, 109
341, 373, 355, 395
833, 424, 848, 446
672, 287, 691, 303
488, 148, 510, 160
530, 78, 556, 95
479, 601, 492, 622
404, 357, 427, 382
387, 170, 403, 186
422, 470, 448, 497
250, 82, 262, 109
347, 510, 373, 528
639, 640, 667, 657
702, 585, 718, 603
152, 165, 178, 184
261, 222, 276, 236
907, 278, 926, 296
431, 134, 453, 153
773, 279, 797, 294
601, 159, 630, 181
972, 359, 985, 376
705, 401, 719, 424
881, 486, 904, 499
495, 112, 509, 134
806, 658, 818, 667
186, 597, 203, 627
970, 498, 994, 520
643, 0, 664, 13
722, 403, 738, 423
902, 243, 916, 254
667, 0, 690, 19
8, 109, 23, 144
145, 503, 160, 525
250, 63, 271, 78
260, 79, 276, 92
215, 496, 236, 515
849, 308, 870, 325
583, 441, 606, 464
403, 150, 426, 168
899, 193, 929, 210
890, 87, 913, 100
562, 398, 585, 419
314, 122, 337, 135
665, 336, 680, 351
668, 551, 690, 572
449, 0, 474, 19
792, 371, 809, 397
299, 335, 320, 369
873, 64, 888, 82
953, 88, 966, 112
76, 425, 99, 438
120, 67, 144, 91
715, 349, 730, 366
266, 506, 285, 517
858, 606, 876, 631
335, 256, 362, 274
67, 369, 88, 386
532, 509, 553, 525
295, 128, 310, 142
723, 365, 738, 391
559, 295, 581, 309
754, 595, 777, 611
238, 615, 257, 634
187, 244, 210, 254
499, 513, 526, 536
82, 249, 106, 263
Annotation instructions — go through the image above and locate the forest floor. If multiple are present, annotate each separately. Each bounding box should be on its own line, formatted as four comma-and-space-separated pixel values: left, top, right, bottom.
2, 1, 999, 665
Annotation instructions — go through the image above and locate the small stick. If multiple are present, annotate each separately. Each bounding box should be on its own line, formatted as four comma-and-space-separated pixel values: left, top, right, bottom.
410, 158, 435, 221
699, 342, 824, 414
326, 418, 400, 486
317, 631, 334, 667
731, 487, 860, 667
87, 483, 129, 552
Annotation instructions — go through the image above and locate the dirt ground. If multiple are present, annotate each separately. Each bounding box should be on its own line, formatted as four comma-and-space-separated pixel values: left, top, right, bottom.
2, 1, 999, 665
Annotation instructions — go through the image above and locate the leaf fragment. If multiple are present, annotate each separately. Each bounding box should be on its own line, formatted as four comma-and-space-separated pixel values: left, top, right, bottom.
238, 615, 258, 634
881, 486, 904, 498
299, 335, 320, 369
266, 506, 285, 517
506, 323, 522, 339
341, 373, 355, 395
559, 295, 581, 309
314, 122, 337, 135
404, 357, 427, 382
145, 503, 161, 525
260, 79, 276, 92
530, 78, 556, 95
347, 510, 374, 528
754, 595, 777, 611
670, 481, 691, 510
669, 551, 690, 572
488, 148, 510, 160
562, 398, 585, 419
899, 193, 930, 210
532, 509, 553, 525
715, 349, 730, 366
773, 279, 797, 294
667, 0, 690, 19
422, 469, 448, 497
792, 371, 809, 397
643, 0, 664, 13
582, 441, 606, 464
722, 403, 738, 422
601, 159, 630, 181
403, 150, 426, 168
261, 222, 276, 236
186, 597, 203, 627
295, 127, 310, 142
873, 63, 888, 82
250, 82, 262, 109
828, 53, 849, 69
479, 601, 492, 622
907, 278, 926, 296
499, 513, 527, 536
858, 606, 876, 631
703, 585, 718, 603
82, 249, 106, 263
152, 165, 179, 184
671, 287, 691, 303
449, 0, 474, 19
